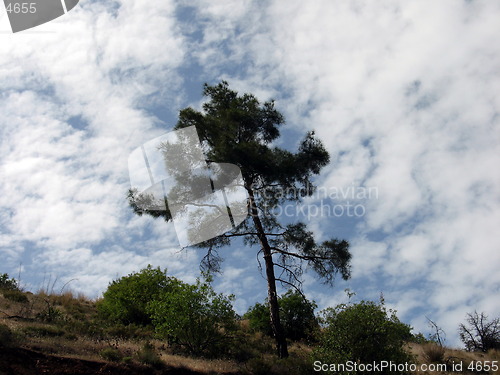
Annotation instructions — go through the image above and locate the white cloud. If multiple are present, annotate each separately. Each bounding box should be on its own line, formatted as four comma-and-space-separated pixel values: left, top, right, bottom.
0, 0, 193, 295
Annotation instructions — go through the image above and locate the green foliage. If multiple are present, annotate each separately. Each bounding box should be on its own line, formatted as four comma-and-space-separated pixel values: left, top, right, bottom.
0, 273, 19, 291
244, 290, 318, 341
314, 299, 413, 374
244, 302, 273, 337
148, 276, 237, 357
279, 290, 318, 341
100, 347, 123, 362
36, 303, 63, 323
409, 332, 429, 344
2, 289, 28, 303
129, 82, 351, 285
103, 323, 153, 341
22, 325, 66, 338
97, 265, 175, 326
136, 342, 163, 367
0, 324, 13, 347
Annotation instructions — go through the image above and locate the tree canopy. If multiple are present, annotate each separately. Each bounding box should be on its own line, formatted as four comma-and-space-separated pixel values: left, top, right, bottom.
315, 299, 413, 374
244, 289, 318, 341
97, 265, 177, 326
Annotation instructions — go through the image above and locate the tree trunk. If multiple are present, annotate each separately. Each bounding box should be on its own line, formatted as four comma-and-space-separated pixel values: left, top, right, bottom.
247, 186, 289, 358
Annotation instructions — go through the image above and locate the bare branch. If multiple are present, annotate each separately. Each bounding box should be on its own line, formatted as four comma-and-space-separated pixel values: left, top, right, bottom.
275, 278, 306, 299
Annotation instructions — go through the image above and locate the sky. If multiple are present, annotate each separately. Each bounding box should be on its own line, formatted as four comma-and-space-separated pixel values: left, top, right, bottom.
0, 0, 499, 347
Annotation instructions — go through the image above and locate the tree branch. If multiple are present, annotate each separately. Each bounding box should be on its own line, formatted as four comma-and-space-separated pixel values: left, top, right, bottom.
275, 278, 306, 299
274, 263, 303, 289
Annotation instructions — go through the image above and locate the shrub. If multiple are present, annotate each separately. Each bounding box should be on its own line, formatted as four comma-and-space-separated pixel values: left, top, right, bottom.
244, 302, 273, 336
2, 289, 28, 303
97, 265, 176, 326
314, 299, 413, 374
459, 311, 500, 352
0, 273, 18, 291
244, 290, 318, 341
279, 290, 318, 341
0, 324, 13, 347
148, 277, 237, 357
136, 342, 163, 368
422, 343, 446, 363
104, 323, 153, 341
36, 304, 63, 322
100, 348, 123, 362
22, 325, 66, 338
410, 332, 432, 344
245, 357, 272, 375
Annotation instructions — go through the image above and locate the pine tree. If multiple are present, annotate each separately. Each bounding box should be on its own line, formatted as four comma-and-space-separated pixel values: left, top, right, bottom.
129, 81, 351, 358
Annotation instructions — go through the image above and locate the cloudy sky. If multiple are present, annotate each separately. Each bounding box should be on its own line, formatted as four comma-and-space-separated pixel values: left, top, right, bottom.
1, 0, 499, 346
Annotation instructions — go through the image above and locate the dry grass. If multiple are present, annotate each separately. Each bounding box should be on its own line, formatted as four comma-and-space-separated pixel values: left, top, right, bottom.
3, 290, 500, 375
408, 343, 500, 375
1, 290, 243, 373
422, 343, 446, 363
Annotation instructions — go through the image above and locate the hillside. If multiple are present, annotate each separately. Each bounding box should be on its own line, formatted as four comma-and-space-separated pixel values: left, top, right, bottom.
0, 287, 499, 375
0, 289, 243, 375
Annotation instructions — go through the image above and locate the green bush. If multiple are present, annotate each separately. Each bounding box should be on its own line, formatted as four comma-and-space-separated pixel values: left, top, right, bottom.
136, 342, 163, 368
2, 289, 28, 303
103, 323, 153, 341
279, 290, 318, 341
409, 332, 432, 344
36, 304, 63, 322
0, 324, 13, 347
0, 273, 18, 291
97, 265, 176, 326
100, 347, 123, 362
244, 301, 273, 336
22, 325, 66, 338
314, 299, 413, 374
148, 277, 237, 357
244, 290, 318, 341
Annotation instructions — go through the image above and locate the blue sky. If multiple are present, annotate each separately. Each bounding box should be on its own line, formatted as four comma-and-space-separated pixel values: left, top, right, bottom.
1, 0, 499, 347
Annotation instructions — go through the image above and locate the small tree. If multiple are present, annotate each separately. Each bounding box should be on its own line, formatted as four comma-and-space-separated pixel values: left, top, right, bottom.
315, 299, 413, 374
244, 301, 273, 337
0, 273, 18, 291
97, 265, 176, 326
279, 290, 318, 341
148, 276, 237, 357
245, 290, 318, 341
459, 311, 500, 352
